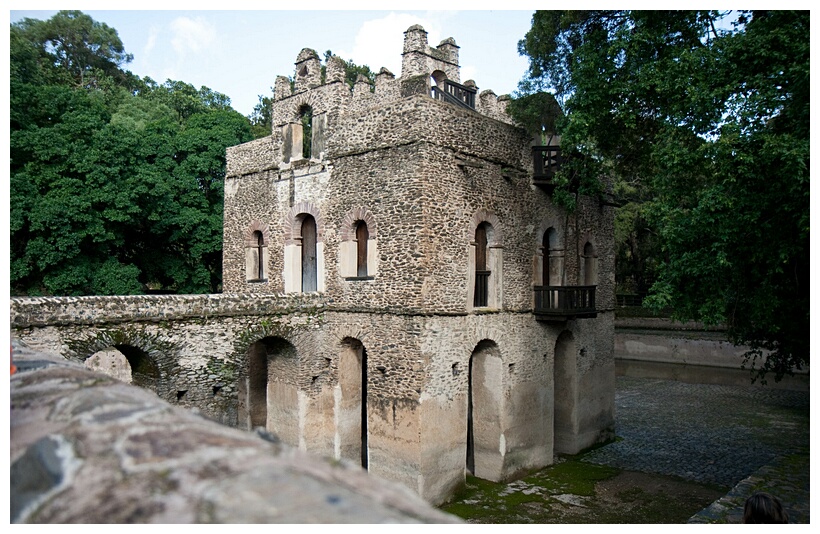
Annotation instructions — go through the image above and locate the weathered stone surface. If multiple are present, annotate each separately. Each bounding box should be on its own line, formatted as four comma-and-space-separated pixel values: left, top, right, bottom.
10, 344, 459, 524
10, 24, 617, 507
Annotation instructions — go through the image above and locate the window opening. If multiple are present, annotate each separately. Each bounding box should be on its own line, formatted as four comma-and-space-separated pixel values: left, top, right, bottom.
474, 223, 490, 307
356, 221, 369, 277
301, 215, 318, 292
300, 105, 313, 159
253, 230, 265, 280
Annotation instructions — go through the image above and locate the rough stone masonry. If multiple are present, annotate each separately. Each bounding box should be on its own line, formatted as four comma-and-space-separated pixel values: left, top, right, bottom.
10, 25, 616, 507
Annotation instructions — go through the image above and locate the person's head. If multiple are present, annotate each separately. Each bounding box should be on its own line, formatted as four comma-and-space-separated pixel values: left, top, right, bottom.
742, 492, 789, 524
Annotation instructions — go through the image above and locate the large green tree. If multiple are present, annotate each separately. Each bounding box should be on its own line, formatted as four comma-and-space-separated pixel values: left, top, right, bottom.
515, 10, 809, 382
10, 12, 252, 296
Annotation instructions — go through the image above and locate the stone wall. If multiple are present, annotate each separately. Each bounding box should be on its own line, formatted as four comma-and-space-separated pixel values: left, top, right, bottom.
614, 318, 809, 390
9, 24, 618, 508
10, 343, 458, 524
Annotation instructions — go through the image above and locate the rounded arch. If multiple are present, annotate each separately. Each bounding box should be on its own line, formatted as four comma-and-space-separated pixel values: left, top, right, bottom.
67, 329, 177, 398
239, 336, 299, 442
284, 201, 324, 245
338, 337, 369, 469
536, 217, 564, 248
340, 207, 378, 240
287, 92, 322, 123
244, 220, 271, 247
470, 208, 503, 246
430, 69, 447, 88
467, 338, 504, 480
85, 346, 132, 383
579, 235, 599, 286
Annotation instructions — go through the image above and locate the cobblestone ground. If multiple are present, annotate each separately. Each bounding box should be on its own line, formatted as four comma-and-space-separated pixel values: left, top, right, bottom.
583, 376, 810, 523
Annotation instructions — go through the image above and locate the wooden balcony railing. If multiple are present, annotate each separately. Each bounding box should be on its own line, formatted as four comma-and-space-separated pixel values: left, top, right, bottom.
533, 145, 565, 192
533, 285, 597, 320
474, 270, 490, 307
432, 79, 476, 110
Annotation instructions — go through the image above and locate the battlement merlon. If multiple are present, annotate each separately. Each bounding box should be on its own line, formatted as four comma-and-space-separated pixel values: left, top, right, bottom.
401, 25, 460, 83
226, 25, 518, 177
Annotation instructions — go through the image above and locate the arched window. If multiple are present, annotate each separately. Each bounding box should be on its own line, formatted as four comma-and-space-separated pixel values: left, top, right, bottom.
245, 224, 269, 283
253, 231, 265, 280
581, 241, 598, 286
301, 215, 318, 292
356, 221, 369, 277
339, 208, 378, 280
284, 202, 324, 293
543, 228, 563, 287
474, 223, 490, 307
468, 209, 503, 310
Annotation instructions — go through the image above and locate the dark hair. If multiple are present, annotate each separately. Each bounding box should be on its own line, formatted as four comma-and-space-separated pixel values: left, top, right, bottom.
742, 492, 789, 524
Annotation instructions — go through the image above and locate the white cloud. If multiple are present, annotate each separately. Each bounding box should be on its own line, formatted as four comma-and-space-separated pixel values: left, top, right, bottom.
143, 26, 159, 57
170, 16, 215, 56
338, 12, 456, 75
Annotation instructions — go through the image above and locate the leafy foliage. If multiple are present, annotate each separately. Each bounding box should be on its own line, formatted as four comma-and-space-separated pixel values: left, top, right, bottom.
10, 11, 253, 296
515, 10, 809, 381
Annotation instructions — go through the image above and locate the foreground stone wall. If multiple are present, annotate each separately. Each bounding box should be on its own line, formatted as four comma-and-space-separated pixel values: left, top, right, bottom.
10, 343, 459, 524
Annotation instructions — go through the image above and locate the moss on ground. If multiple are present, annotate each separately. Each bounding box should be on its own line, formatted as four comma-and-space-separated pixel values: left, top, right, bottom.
440, 456, 726, 524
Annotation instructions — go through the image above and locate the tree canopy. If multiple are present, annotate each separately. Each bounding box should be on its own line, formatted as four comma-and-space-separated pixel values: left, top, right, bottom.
11, 11, 252, 296
515, 10, 809, 382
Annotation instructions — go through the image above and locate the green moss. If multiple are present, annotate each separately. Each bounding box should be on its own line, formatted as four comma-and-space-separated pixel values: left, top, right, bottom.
522, 458, 620, 496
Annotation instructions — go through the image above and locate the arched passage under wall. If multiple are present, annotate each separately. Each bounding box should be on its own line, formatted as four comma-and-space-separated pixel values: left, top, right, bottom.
87, 344, 159, 392
85, 346, 132, 384
467, 339, 504, 481
238, 337, 299, 446
554, 331, 578, 454
337, 337, 369, 469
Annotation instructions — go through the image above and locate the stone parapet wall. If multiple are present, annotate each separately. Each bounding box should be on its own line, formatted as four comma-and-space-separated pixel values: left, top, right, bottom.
226, 135, 282, 177
10, 343, 458, 524
326, 94, 529, 168
10, 293, 324, 327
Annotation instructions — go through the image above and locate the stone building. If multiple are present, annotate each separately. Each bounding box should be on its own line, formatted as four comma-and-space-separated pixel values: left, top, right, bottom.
221, 25, 616, 504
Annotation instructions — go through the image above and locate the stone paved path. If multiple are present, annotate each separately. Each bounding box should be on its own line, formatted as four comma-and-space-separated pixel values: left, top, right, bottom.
583, 376, 810, 523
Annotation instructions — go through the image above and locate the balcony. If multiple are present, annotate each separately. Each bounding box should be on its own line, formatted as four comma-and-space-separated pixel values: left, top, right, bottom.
532, 145, 563, 192
533, 285, 597, 321
431, 79, 476, 110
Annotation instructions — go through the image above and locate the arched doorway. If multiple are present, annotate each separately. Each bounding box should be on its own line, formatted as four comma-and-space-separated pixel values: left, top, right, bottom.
554, 331, 578, 454
338, 337, 369, 469
467, 340, 503, 480
239, 337, 299, 445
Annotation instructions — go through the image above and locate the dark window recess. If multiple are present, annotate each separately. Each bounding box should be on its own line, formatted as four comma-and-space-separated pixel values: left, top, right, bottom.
474, 223, 490, 307
254, 230, 265, 280
356, 221, 369, 277
474, 271, 490, 307
300, 105, 313, 159
301, 215, 318, 292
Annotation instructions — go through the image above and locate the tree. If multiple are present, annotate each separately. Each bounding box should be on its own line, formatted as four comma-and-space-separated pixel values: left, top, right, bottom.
248, 93, 273, 139
515, 10, 809, 382
10, 11, 253, 296
11, 10, 133, 88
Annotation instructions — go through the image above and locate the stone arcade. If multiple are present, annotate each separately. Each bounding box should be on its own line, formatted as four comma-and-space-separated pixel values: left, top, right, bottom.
10, 26, 615, 506
221, 25, 616, 503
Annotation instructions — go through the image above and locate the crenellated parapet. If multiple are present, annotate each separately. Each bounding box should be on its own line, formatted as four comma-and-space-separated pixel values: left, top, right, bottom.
401, 25, 460, 82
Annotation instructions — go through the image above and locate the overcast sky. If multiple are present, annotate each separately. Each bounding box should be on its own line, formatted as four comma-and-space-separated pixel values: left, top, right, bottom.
8, 2, 537, 117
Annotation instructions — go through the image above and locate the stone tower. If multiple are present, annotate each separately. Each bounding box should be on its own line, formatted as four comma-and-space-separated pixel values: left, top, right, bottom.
222, 26, 615, 505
